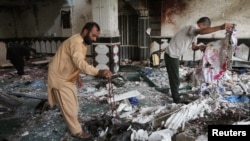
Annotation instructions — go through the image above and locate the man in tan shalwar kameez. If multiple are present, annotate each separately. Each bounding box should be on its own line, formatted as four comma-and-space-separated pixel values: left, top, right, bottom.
47, 22, 112, 139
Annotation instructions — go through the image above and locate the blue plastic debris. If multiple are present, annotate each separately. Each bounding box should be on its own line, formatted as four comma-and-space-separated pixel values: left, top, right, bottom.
223, 95, 249, 103
128, 97, 138, 105
31, 80, 45, 87
218, 86, 225, 93
141, 68, 154, 75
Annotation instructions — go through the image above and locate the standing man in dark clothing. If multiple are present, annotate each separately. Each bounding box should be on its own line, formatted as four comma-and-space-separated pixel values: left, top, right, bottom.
6, 43, 36, 76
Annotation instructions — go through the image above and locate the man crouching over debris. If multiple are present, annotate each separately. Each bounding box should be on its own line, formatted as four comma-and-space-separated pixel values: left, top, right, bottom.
47, 22, 112, 139
164, 17, 233, 104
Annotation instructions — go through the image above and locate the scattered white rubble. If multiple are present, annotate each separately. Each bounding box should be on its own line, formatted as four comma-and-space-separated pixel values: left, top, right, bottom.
148, 129, 173, 141
130, 129, 149, 141
233, 121, 250, 125
107, 90, 145, 103
21, 131, 29, 136
94, 88, 108, 97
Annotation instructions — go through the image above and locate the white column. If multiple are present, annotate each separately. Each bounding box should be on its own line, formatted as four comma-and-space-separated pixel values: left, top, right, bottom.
91, 0, 120, 73
92, 0, 119, 37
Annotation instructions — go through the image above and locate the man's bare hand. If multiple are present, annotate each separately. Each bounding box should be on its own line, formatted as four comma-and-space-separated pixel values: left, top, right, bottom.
103, 70, 112, 78
98, 70, 112, 78
199, 44, 207, 52
221, 23, 233, 31
77, 77, 83, 88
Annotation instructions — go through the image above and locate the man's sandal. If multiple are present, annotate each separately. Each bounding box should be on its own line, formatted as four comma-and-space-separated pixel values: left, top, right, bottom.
72, 132, 91, 139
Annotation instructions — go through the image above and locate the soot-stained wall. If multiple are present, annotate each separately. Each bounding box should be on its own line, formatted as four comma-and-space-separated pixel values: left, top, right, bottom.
0, 0, 92, 38
161, 0, 250, 38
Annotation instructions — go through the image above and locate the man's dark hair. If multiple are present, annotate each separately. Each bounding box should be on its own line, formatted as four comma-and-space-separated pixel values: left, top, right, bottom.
197, 17, 211, 27
81, 22, 100, 33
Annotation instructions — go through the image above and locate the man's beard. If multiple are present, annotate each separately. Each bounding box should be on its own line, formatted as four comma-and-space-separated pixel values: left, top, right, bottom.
84, 33, 92, 45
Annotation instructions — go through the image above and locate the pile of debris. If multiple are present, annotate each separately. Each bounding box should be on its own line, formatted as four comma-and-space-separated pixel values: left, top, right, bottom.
0, 60, 249, 141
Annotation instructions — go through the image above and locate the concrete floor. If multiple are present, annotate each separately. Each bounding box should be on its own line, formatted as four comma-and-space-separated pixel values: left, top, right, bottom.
0, 65, 168, 141
0, 64, 249, 141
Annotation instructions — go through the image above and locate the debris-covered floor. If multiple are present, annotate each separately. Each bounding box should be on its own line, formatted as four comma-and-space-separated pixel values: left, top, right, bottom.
0, 59, 249, 141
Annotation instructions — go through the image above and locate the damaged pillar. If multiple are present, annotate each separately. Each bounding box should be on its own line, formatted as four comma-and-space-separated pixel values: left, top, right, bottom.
92, 0, 120, 73
138, 9, 150, 61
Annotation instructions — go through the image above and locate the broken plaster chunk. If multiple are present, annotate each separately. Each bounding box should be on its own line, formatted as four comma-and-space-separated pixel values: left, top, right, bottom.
175, 132, 196, 141
132, 114, 154, 124
233, 121, 250, 125
117, 102, 127, 112
87, 87, 96, 92
131, 129, 149, 141
119, 110, 136, 119
195, 135, 208, 141
237, 82, 248, 93
231, 84, 243, 94
21, 75, 31, 80
139, 106, 158, 115
21, 131, 29, 136
164, 98, 213, 130
148, 129, 173, 141
224, 91, 233, 95
123, 101, 133, 112
107, 90, 144, 103
117, 99, 133, 112
94, 89, 107, 97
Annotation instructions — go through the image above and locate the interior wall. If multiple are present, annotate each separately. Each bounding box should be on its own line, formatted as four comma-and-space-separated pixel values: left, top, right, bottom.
0, 7, 17, 38
71, 0, 92, 35
1, 0, 249, 39
0, 0, 92, 38
161, 0, 250, 38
